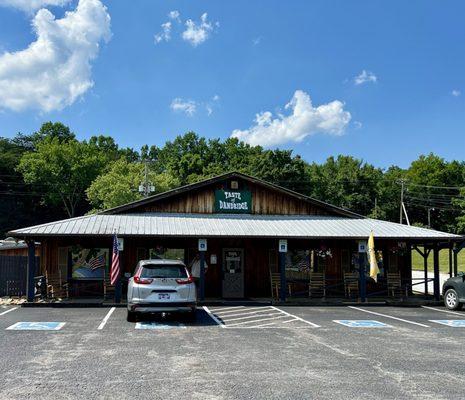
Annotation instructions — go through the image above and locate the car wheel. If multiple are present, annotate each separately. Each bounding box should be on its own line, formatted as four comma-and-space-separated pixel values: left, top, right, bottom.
444, 289, 463, 310
127, 311, 137, 322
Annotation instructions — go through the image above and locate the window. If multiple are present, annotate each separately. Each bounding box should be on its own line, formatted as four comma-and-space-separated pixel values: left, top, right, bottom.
149, 248, 185, 261
140, 264, 187, 279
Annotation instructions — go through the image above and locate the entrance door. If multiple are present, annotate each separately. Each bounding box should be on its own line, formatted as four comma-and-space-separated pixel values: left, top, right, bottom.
222, 249, 244, 298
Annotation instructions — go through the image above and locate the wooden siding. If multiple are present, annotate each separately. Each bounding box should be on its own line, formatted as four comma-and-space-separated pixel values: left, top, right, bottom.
37, 236, 413, 299
129, 178, 331, 216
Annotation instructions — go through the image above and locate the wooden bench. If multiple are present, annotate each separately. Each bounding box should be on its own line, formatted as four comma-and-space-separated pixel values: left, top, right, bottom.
308, 272, 326, 298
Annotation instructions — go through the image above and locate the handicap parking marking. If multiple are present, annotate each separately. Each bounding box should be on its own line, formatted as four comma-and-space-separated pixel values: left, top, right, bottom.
348, 306, 430, 328
205, 305, 320, 328
135, 321, 186, 330
334, 320, 392, 328
0, 307, 18, 316
6, 322, 66, 331
203, 306, 225, 327
429, 320, 465, 327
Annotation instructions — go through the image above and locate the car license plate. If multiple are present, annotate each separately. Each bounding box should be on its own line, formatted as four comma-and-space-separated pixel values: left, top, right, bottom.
158, 293, 170, 300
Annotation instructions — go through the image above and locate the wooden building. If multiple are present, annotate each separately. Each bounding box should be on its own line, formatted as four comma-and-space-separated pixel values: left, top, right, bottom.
8, 172, 463, 302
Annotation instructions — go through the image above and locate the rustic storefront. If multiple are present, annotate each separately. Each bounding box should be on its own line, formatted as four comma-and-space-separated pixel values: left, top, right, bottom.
9, 172, 463, 303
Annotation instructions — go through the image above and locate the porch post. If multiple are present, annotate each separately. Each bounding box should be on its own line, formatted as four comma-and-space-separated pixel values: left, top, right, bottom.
359, 251, 366, 303
278, 240, 287, 302
449, 246, 453, 278
433, 245, 440, 301
26, 240, 36, 303
423, 247, 428, 297
199, 251, 206, 301
453, 246, 458, 277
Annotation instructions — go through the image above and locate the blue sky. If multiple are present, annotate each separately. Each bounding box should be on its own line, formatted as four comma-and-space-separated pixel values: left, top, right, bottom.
0, 0, 464, 168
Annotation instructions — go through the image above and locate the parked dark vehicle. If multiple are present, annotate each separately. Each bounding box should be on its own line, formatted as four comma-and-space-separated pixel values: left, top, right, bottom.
442, 273, 465, 310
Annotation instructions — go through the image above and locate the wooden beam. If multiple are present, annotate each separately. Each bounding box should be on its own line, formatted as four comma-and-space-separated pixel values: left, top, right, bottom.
26, 240, 35, 302
433, 246, 440, 301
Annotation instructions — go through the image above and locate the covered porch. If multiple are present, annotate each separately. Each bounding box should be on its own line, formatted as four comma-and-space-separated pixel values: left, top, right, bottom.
9, 213, 464, 304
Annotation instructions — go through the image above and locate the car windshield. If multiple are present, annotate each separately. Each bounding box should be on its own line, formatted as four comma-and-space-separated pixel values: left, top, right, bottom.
140, 264, 188, 279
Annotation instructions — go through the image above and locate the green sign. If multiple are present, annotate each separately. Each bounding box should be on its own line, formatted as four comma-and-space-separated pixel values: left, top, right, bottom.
215, 190, 252, 213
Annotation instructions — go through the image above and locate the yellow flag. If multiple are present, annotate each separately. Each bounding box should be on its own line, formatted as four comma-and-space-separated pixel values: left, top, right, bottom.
368, 231, 379, 282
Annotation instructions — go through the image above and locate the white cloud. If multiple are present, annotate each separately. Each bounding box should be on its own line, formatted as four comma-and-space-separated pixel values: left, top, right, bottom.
182, 13, 218, 47
0, 0, 111, 112
452, 89, 461, 97
170, 98, 197, 116
0, 0, 70, 13
354, 70, 377, 85
154, 21, 172, 44
168, 10, 180, 22
171, 94, 220, 117
353, 121, 363, 129
252, 37, 261, 46
231, 90, 351, 147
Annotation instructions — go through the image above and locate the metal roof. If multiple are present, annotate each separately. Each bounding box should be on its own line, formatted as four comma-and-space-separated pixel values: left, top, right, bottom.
9, 213, 462, 240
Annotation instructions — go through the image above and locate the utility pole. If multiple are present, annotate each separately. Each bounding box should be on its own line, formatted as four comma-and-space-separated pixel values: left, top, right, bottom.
138, 160, 155, 198
427, 207, 434, 228
399, 179, 405, 224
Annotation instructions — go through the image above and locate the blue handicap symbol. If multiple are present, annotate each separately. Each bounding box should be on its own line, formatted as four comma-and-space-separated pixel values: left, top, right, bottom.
335, 320, 390, 328
135, 321, 186, 330
6, 322, 65, 331
430, 320, 465, 327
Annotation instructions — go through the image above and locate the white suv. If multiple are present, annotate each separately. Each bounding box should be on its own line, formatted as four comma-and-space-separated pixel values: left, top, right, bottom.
127, 259, 197, 322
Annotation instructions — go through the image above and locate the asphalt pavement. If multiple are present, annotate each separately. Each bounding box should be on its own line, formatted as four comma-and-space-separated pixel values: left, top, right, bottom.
1, 304, 465, 399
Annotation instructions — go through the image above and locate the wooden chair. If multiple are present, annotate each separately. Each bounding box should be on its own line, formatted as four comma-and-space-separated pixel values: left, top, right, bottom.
270, 273, 292, 300
344, 272, 359, 298
308, 272, 326, 298
387, 272, 408, 298
45, 269, 69, 299
103, 275, 115, 300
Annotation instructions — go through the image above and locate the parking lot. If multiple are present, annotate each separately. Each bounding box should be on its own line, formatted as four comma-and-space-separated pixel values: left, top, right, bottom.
1, 304, 465, 399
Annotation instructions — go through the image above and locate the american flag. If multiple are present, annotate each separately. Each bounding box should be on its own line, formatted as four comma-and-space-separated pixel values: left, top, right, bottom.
88, 254, 106, 271
110, 234, 120, 286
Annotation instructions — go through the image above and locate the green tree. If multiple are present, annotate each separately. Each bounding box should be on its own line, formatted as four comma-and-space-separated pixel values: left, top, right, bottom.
86, 159, 180, 211
305, 155, 383, 216
17, 137, 109, 217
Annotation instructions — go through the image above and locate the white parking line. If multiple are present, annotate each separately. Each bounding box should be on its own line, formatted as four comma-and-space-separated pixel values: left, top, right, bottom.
210, 306, 245, 312
422, 306, 465, 317
97, 307, 116, 330
213, 306, 270, 315
221, 312, 282, 322
349, 306, 430, 328
271, 306, 321, 328
0, 307, 18, 316
218, 308, 277, 319
203, 306, 225, 327
226, 315, 288, 327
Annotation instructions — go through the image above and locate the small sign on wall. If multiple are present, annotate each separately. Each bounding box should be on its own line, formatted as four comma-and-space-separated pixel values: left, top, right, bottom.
117, 238, 124, 251
198, 238, 207, 252
210, 254, 217, 264
358, 241, 367, 253
279, 239, 288, 253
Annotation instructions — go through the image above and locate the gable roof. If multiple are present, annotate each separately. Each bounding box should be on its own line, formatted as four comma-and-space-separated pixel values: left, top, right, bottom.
100, 171, 362, 218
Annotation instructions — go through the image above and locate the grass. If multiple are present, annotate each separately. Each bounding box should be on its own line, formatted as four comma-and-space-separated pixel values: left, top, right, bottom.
411, 247, 465, 274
